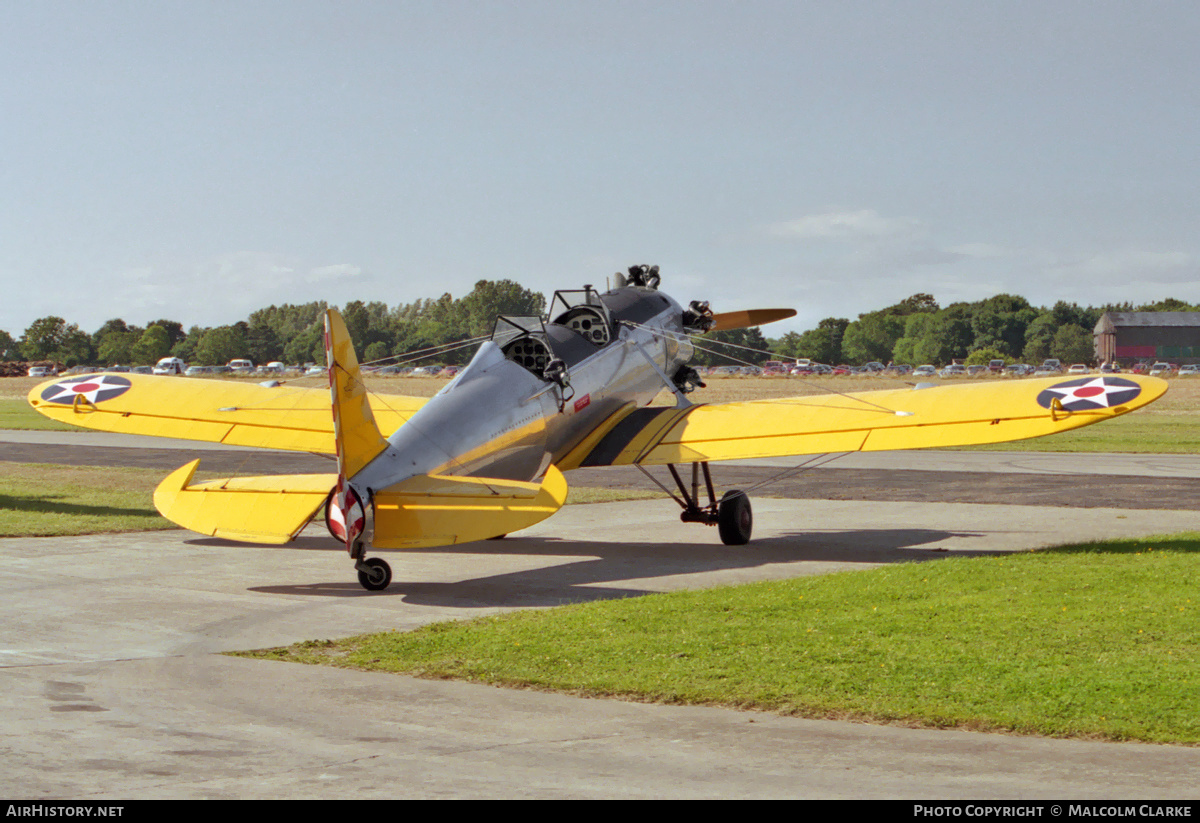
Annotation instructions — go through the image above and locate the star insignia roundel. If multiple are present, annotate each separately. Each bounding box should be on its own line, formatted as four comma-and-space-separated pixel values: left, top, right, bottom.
40, 374, 133, 405
1036, 376, 1141, 411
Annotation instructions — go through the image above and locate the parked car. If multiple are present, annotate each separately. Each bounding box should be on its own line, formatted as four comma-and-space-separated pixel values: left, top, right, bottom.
988, 359, 1006, 373
27, 366, 54, 377
1100, 362, 1122, 373
939, 364, 967, 378
1067, 364, 1090, 374
967, 365, 987, 376
1040, 359, 1063, 373
1178, 364, 1200, 377
228, 359, 254, 374
912, 365, 937, 379
1005, 364, 1033, 376
153, 357, 186, 375
1148, 362, 1173, 376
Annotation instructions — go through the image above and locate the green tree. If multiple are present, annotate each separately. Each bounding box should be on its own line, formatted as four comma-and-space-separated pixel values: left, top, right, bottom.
21, 316, 71, 360
1136, 297, 1195, 312
146, 319, 186, 348
132, 325, 171, 365
964, 347, 1007, 367
1050, 325, 1095, 365
459, 279, 546, 337
21, 316, 93, 365
791, 318, 848, 364
1021, 312, 1057, 364
0, 329, 22, 361
283, 323, 325, 366
194, 325, 247, 365
694, 328, 771, 366
841, 311, 905, 364
246, 322, 283, 364
172, 326, 205, 362
98, 331, 137, 365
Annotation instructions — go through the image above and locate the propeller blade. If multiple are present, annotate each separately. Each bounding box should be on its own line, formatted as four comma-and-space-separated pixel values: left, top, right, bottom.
708, 308, 796, 331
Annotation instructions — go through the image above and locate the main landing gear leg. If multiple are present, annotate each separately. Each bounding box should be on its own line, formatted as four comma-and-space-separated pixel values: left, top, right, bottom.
656, 462, 753, 546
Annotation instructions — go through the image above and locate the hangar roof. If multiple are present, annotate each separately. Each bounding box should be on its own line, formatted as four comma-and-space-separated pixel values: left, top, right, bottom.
1095, 312, 1200, 333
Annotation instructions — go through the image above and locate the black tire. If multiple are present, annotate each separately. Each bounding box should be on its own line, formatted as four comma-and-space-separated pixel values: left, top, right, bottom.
717, 490, 752, 546
357, 557, 392, 592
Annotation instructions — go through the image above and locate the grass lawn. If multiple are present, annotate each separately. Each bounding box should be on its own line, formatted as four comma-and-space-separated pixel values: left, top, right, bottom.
0, 399, 77, 431
242, 533, 1200, 744
0, 462, 171, 536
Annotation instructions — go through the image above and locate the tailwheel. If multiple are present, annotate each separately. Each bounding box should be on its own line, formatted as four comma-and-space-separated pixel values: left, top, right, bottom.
356, 557, 392, 592
717, 490, 752, 546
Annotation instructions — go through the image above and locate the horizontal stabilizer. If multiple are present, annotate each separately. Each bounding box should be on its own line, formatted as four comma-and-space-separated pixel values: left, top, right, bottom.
372, 465, 568, 549
153, 460, 335, 544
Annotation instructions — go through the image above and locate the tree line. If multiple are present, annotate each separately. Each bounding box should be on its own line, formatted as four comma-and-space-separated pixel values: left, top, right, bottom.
769, 295, 1200, 367
2, 279, 545, 368
3, 282, 1196, 370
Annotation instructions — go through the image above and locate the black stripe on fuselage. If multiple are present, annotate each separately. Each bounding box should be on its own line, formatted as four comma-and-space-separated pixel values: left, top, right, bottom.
579, 406, 694, 467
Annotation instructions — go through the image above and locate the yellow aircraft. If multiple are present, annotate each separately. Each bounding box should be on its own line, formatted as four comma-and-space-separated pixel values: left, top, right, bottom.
29, 267, 1167, 590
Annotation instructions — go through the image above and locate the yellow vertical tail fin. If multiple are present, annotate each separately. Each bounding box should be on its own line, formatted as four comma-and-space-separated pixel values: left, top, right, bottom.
325, 308, 388, 479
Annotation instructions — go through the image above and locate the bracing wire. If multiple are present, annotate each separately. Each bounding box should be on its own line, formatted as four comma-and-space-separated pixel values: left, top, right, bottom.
620, 319, 905, 416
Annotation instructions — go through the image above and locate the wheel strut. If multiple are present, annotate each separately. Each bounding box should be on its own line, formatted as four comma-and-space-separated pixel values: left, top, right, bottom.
638, 462, 754, 546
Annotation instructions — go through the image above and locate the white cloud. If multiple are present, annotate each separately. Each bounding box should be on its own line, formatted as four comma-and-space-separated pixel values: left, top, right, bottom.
1046, 250, 1196, 283
766, 209, 923, 241
55, 252, 374, 332
306, 263, 363, 283
945, 243, 1014, 260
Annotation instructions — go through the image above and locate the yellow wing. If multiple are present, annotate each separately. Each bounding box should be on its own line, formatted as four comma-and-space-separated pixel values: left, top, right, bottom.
27, 373, 426, 453
563, 374, 1168, 468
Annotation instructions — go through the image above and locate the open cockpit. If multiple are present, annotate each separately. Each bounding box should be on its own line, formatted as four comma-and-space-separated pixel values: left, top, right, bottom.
492, 286, 624, 380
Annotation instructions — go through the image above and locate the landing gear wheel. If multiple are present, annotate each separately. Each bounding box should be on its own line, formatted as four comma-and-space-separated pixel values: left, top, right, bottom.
357, 557, 392, 592
717, 490, 752, 546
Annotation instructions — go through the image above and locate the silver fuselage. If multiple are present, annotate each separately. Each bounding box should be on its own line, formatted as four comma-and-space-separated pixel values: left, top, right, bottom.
349, 287, 693, 510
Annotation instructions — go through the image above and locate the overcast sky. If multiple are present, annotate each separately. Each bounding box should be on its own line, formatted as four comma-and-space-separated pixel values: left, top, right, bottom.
2, 1, 1198, 338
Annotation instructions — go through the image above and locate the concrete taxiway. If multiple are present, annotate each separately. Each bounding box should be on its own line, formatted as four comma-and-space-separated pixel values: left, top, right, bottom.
4, 457, 1200, 798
